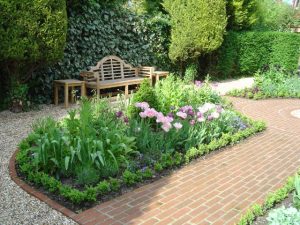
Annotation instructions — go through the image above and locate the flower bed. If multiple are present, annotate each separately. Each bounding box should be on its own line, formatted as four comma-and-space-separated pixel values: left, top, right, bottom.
15, 76, 266, 212
228, 66, 300, 100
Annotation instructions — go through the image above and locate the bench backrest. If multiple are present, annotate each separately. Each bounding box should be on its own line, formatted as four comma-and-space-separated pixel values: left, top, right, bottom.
91, 56, 138, 82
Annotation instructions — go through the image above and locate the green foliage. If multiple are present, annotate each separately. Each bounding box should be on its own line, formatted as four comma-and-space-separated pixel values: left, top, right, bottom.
293, 175, 300, 209
184, 64, 198, 83
155, 75, 222, 114
228, 66, 300, 99
163, 0, 227, 62
123, 170, 138, 186
0, 0, 67, 109
109, 177, 121, 192
29, 5, 170, 104
96, 180, 111, 194
255, 0, 297, 31
226, 0, 258, 30
128, 79, 161, 118
267, 206, 300, 225
75, 166, 100, 185
212, 31, 300, 78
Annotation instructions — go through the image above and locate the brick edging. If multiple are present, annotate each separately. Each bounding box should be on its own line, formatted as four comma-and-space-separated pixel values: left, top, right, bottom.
9, 149, 80, 224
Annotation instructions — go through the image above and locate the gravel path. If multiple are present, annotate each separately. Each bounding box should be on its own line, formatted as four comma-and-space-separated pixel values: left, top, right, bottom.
0, 105, 78, 225
0, 78, 253, 225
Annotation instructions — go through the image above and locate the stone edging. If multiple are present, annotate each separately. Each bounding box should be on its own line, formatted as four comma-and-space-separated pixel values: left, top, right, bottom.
9, 149, 81, 224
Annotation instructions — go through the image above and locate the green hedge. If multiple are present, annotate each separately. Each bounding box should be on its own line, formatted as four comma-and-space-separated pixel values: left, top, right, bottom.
29, 4, 170, 104
211, 31, 300, 78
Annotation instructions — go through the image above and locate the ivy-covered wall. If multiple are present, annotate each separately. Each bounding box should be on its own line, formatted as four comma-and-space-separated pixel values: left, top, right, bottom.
29, 4, 170, 104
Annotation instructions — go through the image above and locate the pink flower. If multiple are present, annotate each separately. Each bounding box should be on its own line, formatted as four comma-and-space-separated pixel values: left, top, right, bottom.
139, 111, 147, 118
216, 105, 224, 113
173, 122, 183, 130
190, 120, 195, 125
156, 113, 174, 124
144, 108, 158, 118
197, 112, 203, 118
162, 122, 172, 132
180, 105, 193, 113
195, 80, 202, 87
135, 102, 150, 110
207, 115, 214, 121
176, 111, 187, 119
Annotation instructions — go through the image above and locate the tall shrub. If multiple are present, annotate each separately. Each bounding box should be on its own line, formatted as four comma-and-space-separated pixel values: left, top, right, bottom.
163, 0, 227, 62
226, 0, 258, 30
0, 0, 67, 108
211, 31, 300, 77
0, 0, 67, 82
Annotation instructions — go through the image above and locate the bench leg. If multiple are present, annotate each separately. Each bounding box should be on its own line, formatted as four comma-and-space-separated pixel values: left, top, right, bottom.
54, 84, 59, 105
64, 84, 69, 108
125, 85, 129, 98
70, 86, 74, 103
96, 88, 100, 99
81, 83, 86, 98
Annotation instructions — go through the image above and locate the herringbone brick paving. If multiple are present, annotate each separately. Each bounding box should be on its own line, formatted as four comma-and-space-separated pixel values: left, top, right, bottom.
73, 98, 300, 225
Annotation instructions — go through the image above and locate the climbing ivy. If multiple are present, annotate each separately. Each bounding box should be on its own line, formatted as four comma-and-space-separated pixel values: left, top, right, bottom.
29, 4, 170, 104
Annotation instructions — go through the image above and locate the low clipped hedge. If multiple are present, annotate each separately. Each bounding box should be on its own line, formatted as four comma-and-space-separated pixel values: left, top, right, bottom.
237, 172, 299, 225
210, 31, 300, 78
15, 114, 265, 208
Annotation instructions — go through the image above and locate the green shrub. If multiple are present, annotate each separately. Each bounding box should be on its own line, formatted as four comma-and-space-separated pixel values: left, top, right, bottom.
128, 79, 160, 118
123, 170, 138, 186
226, 0, 258, 31
184, 64, 198, 83
109, 178, 121, 192
294, 175, 300, 209
163, 0, 227, 62
75, 166, 100, 185
211, 31, 300, 78
0, 0, 67, 108
96, 181, 111, 194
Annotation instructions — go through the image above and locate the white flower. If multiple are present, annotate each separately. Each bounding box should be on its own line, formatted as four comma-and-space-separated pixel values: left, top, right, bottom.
211, 111, 220, 119
173, 122, 183, 130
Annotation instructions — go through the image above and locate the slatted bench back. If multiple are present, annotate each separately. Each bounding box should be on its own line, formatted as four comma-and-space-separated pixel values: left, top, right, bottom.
93, 56, 138, 81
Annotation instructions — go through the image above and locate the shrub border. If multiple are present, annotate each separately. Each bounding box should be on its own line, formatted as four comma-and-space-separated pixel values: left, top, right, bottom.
227, 88, 300, 100
10, 114, 266, 216
236, 171, 299, 225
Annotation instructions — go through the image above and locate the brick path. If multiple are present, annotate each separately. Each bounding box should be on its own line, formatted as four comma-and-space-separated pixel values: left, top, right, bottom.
72, 97, 300, 225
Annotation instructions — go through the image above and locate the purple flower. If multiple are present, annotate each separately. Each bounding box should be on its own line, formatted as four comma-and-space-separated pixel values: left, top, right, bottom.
167, 112, 174, 118
124, 116, 129, 124
187, 109, 194, 116
216, 105, 224, 113
197, 112, 203, 118
115, 111, 123, 118
180, 105, 193, 113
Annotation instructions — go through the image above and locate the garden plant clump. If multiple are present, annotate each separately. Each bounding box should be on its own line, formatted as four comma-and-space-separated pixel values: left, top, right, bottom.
16, 76, 265, 211
228, 66, 300, 100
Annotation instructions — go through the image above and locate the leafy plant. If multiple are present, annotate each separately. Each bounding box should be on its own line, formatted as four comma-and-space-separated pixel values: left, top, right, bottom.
184, 64, 198, 83
75, 165, 100, 185
267, 206, 300, 225
294, 174, 300, 209
163, 0, 226, 62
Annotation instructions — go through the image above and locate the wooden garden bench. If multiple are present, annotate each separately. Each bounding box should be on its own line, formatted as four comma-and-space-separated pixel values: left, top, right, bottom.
80, 56, 155, 97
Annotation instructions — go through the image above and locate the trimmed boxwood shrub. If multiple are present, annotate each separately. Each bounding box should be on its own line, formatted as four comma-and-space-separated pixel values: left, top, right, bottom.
210, 31, 300, 78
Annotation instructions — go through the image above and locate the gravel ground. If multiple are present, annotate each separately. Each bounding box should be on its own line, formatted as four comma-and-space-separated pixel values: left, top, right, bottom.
0, 78, 253, 225
0, 105, 78, 225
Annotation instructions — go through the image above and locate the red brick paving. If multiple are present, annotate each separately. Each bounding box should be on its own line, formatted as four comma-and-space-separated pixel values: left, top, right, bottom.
11, 98, 300, 224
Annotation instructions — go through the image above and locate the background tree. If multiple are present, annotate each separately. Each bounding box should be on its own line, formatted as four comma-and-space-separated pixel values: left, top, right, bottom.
226, 0, 258, 30
163, 0, 227, 63
0, 0, 67, 110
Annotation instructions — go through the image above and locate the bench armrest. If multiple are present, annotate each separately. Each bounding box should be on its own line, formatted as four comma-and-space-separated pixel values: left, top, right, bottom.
138, 66, 155, 77
80, 71, 96, 82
